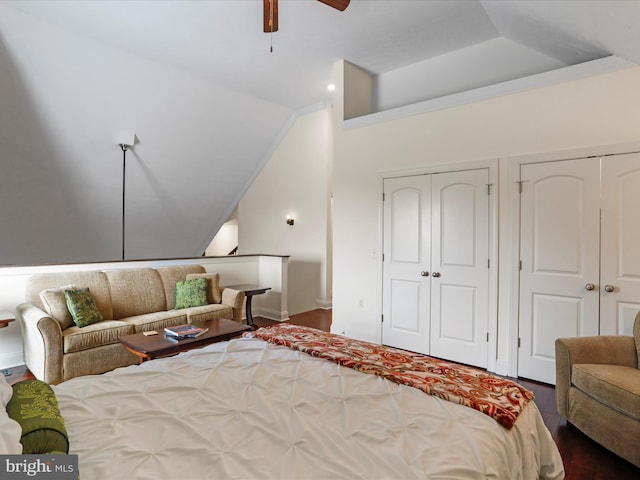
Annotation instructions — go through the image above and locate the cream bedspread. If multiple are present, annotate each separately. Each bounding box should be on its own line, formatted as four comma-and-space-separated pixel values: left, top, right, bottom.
53, 337, 564, 480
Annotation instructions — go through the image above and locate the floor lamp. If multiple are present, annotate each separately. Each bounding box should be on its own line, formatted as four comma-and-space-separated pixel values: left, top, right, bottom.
116, 132, 135, 261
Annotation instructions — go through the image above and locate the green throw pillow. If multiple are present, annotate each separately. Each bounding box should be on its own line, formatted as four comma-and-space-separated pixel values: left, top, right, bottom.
6, 380, 69, 454
175, 278, 208, 309
64, 287, 104, 328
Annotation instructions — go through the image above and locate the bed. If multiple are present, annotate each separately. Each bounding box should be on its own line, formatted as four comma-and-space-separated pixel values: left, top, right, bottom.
2, 325, 564, 479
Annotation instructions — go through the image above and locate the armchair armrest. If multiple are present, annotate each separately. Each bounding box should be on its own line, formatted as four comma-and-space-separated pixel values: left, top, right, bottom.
555, 335, 637, 417
15, 303, 64, 385
220, 288, 246, 324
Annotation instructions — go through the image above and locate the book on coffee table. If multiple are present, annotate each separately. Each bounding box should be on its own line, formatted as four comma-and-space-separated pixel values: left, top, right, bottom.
164, 324, 208, 339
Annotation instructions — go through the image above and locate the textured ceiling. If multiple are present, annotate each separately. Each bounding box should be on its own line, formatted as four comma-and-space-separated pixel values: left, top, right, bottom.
6, 0, 640, 111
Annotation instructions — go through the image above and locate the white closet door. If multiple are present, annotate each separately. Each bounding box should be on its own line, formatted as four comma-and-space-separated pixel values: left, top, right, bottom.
382, 175, 431, 354
518, 158, 600, 384
600, 152, 640, 336
429, 169, 489, 368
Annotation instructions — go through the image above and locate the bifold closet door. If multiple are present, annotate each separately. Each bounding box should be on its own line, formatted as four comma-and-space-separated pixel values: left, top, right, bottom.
382, 169, 490, 368
429, 169, 489, 368
382, 175, 432, 355
519, 153, 640, 384
518, 158, 600, 384
600, 152, 640, 336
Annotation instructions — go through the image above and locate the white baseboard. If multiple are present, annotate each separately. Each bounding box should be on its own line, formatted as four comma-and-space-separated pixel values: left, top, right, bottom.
254, 307, 289, 322
0, 352, 24, 371
314, 299, 332, 310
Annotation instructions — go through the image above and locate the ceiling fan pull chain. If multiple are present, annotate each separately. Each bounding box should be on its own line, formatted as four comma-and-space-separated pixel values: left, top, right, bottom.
270, 0, 274, 53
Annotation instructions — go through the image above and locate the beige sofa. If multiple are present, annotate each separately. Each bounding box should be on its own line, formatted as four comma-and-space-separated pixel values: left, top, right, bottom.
555, 313, 640, 467
16, 265, 245, 385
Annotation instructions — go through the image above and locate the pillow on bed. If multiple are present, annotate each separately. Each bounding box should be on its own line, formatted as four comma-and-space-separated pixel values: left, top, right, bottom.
64, 287, 104, 328
40, 284, 77, 330
0, 375, 24, 454
6, 380, 69, 454
186, 273, 222, 304
175, 278, 208, 309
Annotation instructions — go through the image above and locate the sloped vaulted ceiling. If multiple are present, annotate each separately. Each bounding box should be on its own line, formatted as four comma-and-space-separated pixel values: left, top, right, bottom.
0, 1, 638, 265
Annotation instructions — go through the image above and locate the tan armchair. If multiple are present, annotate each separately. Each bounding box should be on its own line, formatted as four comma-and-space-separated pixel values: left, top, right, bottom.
555, 313, 640, 467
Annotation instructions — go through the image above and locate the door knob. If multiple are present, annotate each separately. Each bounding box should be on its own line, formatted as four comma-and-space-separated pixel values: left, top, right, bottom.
604, 284, 615, 293
420, 271, 429, 277
585, 283, 595, 291
432, 272, 441, 278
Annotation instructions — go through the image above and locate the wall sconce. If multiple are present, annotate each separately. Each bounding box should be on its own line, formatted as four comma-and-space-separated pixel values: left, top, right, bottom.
286, 215, 295, 226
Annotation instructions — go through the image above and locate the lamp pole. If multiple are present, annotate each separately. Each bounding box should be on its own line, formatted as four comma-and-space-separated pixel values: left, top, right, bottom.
119, 143, 128, 261
116, 131, 135, 261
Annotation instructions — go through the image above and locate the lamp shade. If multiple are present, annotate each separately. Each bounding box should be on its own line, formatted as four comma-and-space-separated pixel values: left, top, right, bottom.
115, 131, 135, 148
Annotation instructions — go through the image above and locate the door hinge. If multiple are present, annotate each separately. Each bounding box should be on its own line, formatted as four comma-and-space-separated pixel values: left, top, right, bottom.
382, 253, 384, 262
487, 258, 490, 268
519, 260, 522, 270
487, 183, 493, 195
518, 337, 521, 348
381, 314, 384, 323
382, 193, 385, 201
517, 180, 523, 194
486, 332, 489, 342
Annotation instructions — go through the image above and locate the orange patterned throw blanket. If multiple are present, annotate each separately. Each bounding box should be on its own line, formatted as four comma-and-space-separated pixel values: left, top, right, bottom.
246, 324, 533, 429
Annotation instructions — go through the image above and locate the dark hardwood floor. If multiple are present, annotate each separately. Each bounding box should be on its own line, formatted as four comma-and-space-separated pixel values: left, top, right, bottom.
7, 308, 639, 479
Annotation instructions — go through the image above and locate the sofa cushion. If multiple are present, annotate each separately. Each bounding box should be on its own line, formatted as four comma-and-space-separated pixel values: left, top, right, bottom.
63, 321, 134, 353
39, 284, 76, 330
572, 364, 640, 421
156, 265, 206, 310
185, 304, 234, 326
121, 310, 187, 334
186, 273, 222, 304
106, 268, 167, 319
64, 288, 104, 328
26, 270, 113, 320
175, 278, 208, 309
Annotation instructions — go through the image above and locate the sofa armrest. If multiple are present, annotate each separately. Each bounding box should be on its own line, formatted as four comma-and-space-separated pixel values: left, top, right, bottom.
220, 288, 246, 324
15, 303, 64, 385
555, 335, 637, 418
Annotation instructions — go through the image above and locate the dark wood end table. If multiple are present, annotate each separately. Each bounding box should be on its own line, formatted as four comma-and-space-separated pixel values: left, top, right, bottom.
224, 284, 271, 327
0, 311, 15, 329
119, 318, 251, 363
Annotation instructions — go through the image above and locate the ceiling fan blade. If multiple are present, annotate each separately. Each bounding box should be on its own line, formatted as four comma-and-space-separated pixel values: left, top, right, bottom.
317, 0, 350, 11
263, 0, 278, 33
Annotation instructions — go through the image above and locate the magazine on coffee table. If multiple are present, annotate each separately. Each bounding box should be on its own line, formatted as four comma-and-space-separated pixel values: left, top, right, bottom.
164, 324, 208, 339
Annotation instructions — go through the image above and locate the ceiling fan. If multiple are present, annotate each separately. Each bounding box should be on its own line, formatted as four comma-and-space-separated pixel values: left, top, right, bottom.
263, 0, 351, 35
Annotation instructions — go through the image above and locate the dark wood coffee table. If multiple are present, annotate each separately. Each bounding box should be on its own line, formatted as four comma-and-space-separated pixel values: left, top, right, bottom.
119, 318, 251, 363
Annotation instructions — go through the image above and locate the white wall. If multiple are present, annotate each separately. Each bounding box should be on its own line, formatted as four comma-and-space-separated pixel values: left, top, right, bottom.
331, 63, 640, 375
0, 5, 292, 265
206, 223, 238, 256
238, 108, 332, 315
